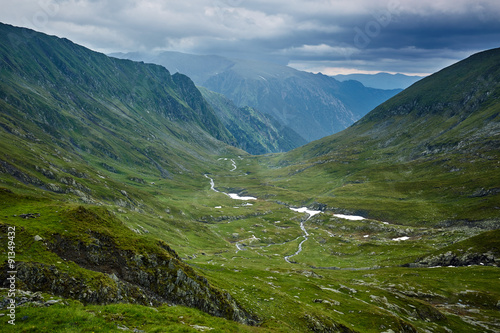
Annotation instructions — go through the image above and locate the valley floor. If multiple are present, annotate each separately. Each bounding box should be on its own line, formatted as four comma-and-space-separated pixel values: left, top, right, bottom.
1, 155, 499, 332
166, 156, 500, 332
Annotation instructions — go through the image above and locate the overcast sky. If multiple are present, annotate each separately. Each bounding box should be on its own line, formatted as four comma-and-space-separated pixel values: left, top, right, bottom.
1, 0, 499, 75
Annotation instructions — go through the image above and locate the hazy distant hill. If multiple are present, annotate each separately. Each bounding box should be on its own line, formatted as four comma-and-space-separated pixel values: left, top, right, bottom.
111, 51, 234, 85
111, 51, 401, 142
333, 72, 424, 90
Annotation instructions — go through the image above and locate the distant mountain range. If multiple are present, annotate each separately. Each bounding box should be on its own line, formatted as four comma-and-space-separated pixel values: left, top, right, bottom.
332, 72, 424, 90
110, 51, 402, 142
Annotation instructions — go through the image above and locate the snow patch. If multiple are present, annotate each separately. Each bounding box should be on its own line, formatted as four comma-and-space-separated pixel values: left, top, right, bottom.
333, 214, 365, 221
227, 193, 257, 200
290, 207, 321, 217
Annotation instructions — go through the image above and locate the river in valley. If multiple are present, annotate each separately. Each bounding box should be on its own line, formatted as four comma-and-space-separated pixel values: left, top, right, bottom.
205, 158, 411, 265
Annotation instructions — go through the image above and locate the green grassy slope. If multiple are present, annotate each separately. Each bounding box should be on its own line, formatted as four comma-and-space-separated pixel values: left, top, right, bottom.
0, 22, 260, 325
258, 48, 500, 226
0, 22, 243, 205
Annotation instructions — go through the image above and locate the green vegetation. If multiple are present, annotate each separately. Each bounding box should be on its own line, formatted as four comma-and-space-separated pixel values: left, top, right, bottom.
0, 24, 499, 332
0, 291, 267, 333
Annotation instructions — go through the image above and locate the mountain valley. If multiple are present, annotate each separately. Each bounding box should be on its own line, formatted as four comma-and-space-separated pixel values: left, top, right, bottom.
0, 23, 499, 333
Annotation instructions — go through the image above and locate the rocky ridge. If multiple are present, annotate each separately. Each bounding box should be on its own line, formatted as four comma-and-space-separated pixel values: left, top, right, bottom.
406, 250, 499, 268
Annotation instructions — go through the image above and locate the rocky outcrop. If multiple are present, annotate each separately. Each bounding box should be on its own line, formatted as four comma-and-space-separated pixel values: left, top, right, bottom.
0, 223, 258, 325
0, 159, 45, 187
303, 314, 356, 333
0, 289, 67, 309
405, 250, 499, 268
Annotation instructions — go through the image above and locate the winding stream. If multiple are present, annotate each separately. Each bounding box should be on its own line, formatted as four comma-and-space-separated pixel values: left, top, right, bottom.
205, 158, 411, 266
205, 163, 322, 263
230, 159, 237, 171
204, 174, 257, 200
204, 174, 219, 193
284, 208, 321, 263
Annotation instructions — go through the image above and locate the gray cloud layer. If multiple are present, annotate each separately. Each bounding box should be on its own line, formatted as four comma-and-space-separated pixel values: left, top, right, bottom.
1, 0, 499, 74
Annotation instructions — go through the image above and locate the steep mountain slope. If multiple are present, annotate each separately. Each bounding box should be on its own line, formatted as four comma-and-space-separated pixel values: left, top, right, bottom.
298, 48, 500, 161
0, 22, 258, 324
111, 51, 401, 142
199, 87, 306, 154
0, 24, 237, 186
264, 48, 500, 225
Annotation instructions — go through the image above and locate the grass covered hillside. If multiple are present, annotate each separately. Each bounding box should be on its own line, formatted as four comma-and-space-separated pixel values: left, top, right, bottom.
0, 22, 260, 327
0, 22, 242, 205
259, 48, 500, 226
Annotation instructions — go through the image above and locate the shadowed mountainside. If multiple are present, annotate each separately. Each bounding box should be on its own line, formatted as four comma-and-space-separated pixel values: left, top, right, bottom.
199, 87, 307, 154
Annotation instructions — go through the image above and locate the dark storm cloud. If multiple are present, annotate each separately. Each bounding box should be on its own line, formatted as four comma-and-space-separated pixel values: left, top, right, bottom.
1, 0, 499, 75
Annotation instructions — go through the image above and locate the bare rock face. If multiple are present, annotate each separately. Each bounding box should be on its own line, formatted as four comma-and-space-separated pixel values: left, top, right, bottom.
0, 289, 63, 309
303, 313, 360, 333
406, 250, 499, 268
